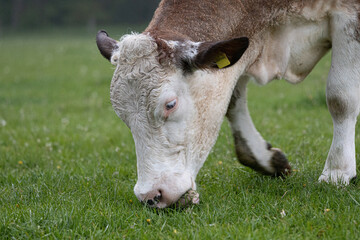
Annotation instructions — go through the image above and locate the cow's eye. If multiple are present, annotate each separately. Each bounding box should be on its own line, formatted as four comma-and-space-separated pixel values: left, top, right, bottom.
165, 99, 177, 111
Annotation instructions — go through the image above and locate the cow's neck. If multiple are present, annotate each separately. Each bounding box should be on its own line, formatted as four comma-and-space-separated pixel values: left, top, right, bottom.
144, 0, 304, 42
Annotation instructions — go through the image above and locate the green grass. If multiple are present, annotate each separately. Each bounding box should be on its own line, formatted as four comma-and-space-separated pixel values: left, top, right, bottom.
1, 27, 360, 239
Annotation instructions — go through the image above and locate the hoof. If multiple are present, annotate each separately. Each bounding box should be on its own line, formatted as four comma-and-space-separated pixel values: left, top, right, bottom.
233, 132, 291, 177
236, 147, 291, 177
350, 175, 358, 184
318, 169, 356, 185
270, 148, 292, 177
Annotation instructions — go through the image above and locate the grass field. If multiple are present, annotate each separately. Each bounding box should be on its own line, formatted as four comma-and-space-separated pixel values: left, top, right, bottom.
1, 27, 360, 239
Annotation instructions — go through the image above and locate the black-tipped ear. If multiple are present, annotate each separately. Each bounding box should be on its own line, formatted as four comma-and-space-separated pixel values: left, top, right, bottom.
193, 37, 249, 70
96, 30, 118, 61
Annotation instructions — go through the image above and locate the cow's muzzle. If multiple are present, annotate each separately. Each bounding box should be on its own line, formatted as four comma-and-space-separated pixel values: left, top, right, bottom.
141, 189, 200, 208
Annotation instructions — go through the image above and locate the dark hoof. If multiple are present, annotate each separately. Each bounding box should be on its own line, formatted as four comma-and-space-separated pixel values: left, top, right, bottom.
233, 131, 291, 177
270, 148, 292, 177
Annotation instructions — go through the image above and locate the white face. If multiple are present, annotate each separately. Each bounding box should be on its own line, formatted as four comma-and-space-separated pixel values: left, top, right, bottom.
109, 33, 246, 208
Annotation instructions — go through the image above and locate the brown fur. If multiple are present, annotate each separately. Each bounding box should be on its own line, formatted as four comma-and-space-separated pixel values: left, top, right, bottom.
144, 0, 360, 73
154, 38, 175, 65
145, 0, 314, 42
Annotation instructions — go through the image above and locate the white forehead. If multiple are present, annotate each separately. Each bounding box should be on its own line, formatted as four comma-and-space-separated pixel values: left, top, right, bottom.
109, 33, 198, 130
111, 33, 158, 66
110, 33, 170, 127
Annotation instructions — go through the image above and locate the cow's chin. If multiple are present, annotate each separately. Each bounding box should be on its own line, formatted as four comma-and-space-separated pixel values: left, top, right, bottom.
134, 171, 197, 208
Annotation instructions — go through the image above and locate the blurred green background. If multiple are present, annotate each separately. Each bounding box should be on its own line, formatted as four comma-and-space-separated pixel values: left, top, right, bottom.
0, 0, 160, 34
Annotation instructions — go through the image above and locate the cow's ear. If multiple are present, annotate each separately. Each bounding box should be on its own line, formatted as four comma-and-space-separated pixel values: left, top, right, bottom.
96, 30, 118, 61
186, 37, 249, 71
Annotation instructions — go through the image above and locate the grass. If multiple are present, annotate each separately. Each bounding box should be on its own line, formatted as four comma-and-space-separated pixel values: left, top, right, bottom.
1, 27, 360, 239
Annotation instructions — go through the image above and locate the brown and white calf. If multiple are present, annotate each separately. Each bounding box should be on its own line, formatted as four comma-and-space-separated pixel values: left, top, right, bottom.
96, 0, 360, 208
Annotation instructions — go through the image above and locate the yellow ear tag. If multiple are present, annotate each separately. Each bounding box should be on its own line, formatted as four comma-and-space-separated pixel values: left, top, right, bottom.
215, 53, 231, 69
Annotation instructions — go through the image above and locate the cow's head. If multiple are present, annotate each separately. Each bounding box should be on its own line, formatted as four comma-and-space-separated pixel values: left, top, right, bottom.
96, 30, 249, 208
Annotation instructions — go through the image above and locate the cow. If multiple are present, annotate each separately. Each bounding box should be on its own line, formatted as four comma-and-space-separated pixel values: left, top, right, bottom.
96, 0, 360, 208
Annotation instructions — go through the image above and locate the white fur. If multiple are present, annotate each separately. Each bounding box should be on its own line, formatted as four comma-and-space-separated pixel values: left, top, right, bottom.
318, 11, 360, 184
227, 77, 274, 172
163, 39, 201, 59
110, 33, 244, 207
247, 18, 330, 85
111, 34, 201, 207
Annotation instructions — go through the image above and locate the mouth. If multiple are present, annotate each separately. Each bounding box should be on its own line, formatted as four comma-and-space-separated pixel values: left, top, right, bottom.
174, 189, 200, 207
144, 189, 200, 208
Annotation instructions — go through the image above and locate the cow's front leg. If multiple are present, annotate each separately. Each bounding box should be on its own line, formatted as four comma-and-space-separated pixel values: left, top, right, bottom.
318, 13, 359, 185
226, 77, 291, 176
318, 77, 359, 185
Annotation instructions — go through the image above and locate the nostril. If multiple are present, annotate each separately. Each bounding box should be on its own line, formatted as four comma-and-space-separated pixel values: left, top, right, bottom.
146, 199, 155, 206
144, 190, 162, 207
154, 193, 161, 202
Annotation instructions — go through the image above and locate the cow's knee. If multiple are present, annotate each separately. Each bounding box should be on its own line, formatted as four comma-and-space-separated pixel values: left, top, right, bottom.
327, 92, 358, 122
327, 95, 348, 121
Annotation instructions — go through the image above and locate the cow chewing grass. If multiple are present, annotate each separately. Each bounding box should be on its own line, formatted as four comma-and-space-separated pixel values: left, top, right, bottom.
96, 0, 360, 208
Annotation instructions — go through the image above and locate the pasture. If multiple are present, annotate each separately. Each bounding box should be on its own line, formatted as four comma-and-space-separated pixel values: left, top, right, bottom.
1, 27, 359, 239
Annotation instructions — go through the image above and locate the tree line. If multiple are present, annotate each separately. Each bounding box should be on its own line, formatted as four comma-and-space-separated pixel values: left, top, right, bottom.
0, 0, 161, 30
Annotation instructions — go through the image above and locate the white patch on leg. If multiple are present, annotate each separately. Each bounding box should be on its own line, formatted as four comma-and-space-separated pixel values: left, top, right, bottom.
228, 77, 275, 173
319, 120, 357, 185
